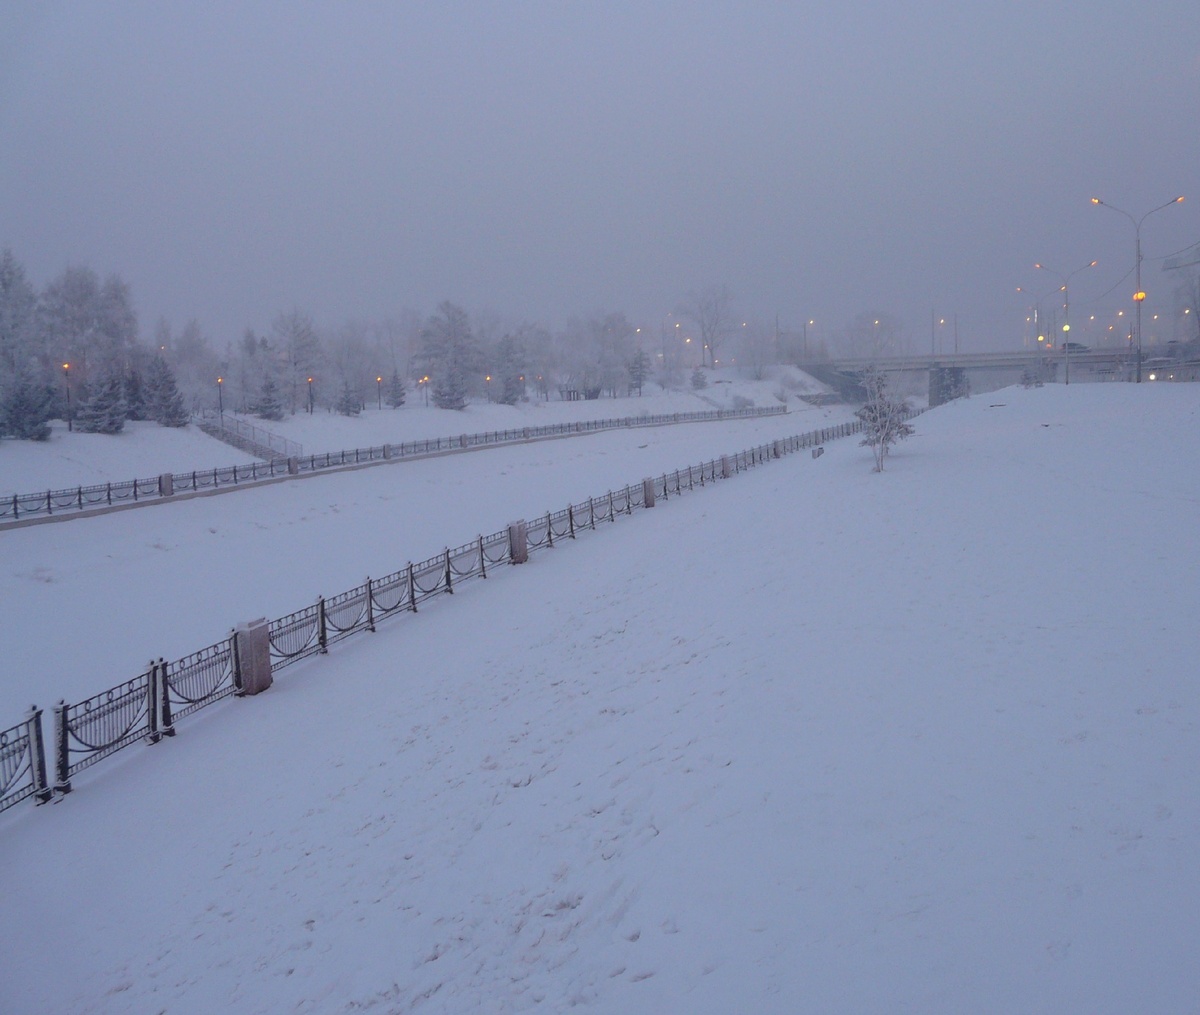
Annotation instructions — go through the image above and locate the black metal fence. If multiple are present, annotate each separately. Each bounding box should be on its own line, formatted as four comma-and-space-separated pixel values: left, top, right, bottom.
1, 405, 784, 523
0, 409, 919, 815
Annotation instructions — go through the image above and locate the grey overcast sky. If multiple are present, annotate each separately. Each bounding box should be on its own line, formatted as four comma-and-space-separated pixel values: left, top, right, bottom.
2, 2, 1198, 351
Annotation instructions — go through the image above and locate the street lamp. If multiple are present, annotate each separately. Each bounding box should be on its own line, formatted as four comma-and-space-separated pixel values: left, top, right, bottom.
1091, 195, 1185, 382
307, 376, 314, 414
62, 362, 72, 431
217, 376, 224, 415
485, 375, 492, 402
376, 376, 383, 410
1034, 260, 1097, 385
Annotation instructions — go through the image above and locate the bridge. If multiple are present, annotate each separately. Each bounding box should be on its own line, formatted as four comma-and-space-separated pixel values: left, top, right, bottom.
801, 348, 1136, 405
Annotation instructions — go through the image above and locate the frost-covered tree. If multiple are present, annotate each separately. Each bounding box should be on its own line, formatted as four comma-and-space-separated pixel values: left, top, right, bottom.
690, 366, 708, 390
273, 310, 322, 414
679, 284, 734, 368
0, 249, 39, 386
39, 266, 138, 385
627, 348, 650, 395
855, 369, 914, 472
74, 370, 127, 434
420, 302, 481, 410
145, 356, 189, 427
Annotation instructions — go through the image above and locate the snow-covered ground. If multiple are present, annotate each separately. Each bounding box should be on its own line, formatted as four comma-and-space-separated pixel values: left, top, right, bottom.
0, 369, 821, 496
3, 382, 1198, 1014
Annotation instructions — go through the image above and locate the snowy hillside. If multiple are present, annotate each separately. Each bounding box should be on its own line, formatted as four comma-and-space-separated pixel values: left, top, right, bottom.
2, 383, 1198, 1014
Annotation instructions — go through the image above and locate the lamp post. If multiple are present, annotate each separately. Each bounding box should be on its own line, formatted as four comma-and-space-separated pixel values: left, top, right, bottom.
1091, 195, 1185, 382
485, 374, 492, 402
216, 376, 224, 415
1034, 260, 1097, 385
62, 362, 72, 431
307, 376, 314, 414
376, 376, 383, 410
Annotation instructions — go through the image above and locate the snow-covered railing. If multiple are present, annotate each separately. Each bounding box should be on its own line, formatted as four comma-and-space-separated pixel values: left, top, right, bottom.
0, 405, 785, 524
194, 410, 304, 460
0, 407, 923, 816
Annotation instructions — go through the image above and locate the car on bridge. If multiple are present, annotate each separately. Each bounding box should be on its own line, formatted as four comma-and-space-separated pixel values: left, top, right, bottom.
1062, 342, 1089, 353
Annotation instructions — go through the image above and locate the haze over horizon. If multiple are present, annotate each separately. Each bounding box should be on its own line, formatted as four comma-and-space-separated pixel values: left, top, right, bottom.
2, 3, 1198, 352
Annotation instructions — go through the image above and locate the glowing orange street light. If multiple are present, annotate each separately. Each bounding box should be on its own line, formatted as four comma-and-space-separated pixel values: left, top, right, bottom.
216, 376, 224, 415
376, 375, 383, 409
1092, 195, 1185, 381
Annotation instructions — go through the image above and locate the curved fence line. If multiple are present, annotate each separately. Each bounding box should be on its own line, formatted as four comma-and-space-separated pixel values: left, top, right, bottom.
1, 405, 785, 524
0, 407, 920, 815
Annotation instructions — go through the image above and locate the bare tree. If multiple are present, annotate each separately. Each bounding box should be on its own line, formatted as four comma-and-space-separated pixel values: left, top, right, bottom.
680, 284, 734, 367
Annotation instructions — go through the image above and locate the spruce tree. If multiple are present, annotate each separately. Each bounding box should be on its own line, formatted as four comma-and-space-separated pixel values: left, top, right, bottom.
420, 302, 480, 411
124, 368, 148, 420
385, 369, 406, 408
495, 335, 526, 405
145, 356, 190, 427
0, 366, 53, 440
74, 371, 127, 434
335, 381, 362, 416
256, 373, 285, 421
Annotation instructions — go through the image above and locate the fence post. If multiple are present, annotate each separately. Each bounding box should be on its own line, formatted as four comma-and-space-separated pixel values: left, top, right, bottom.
588, 497, 595, 529
287, 456, 299, 475
317, 597, 328, 653
407, 563, 418, 612
568, 506, 576, 539
721, 455, 731, 479
642, 477, 656, 508
478, 536, 487, 577
53, 701, 70, 794
508, 521, 528, 563
157, 659, 176, 738
545, 512, 553, 548
145, 662, 161, 744
234, 620, 274, 695
365, 577, 376, 630
444, 549, 453, 592
26, 707, 52, 804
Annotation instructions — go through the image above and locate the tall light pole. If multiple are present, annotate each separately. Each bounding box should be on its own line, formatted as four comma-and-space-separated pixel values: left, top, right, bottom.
1034, 260, 1097, 385
1091, 195, 1185, 382
376, 375, 383, 410
63, 362, 72, 431
216, 376, 224, 415
307, 376, 314, 414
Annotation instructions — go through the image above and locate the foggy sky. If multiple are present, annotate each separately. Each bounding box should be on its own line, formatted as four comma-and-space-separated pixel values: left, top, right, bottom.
2, 2, 1198, 352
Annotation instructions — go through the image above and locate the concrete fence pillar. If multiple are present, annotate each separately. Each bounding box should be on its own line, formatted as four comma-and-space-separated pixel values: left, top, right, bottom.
772, 441, 782, 458
287, 456, 299, 475
642, 477, 656, 508
234, 618, 273, 696
158, 473, 174, 497
383, 444, 393, 459
721, 455, 732, 479
508, 521, 528, 564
